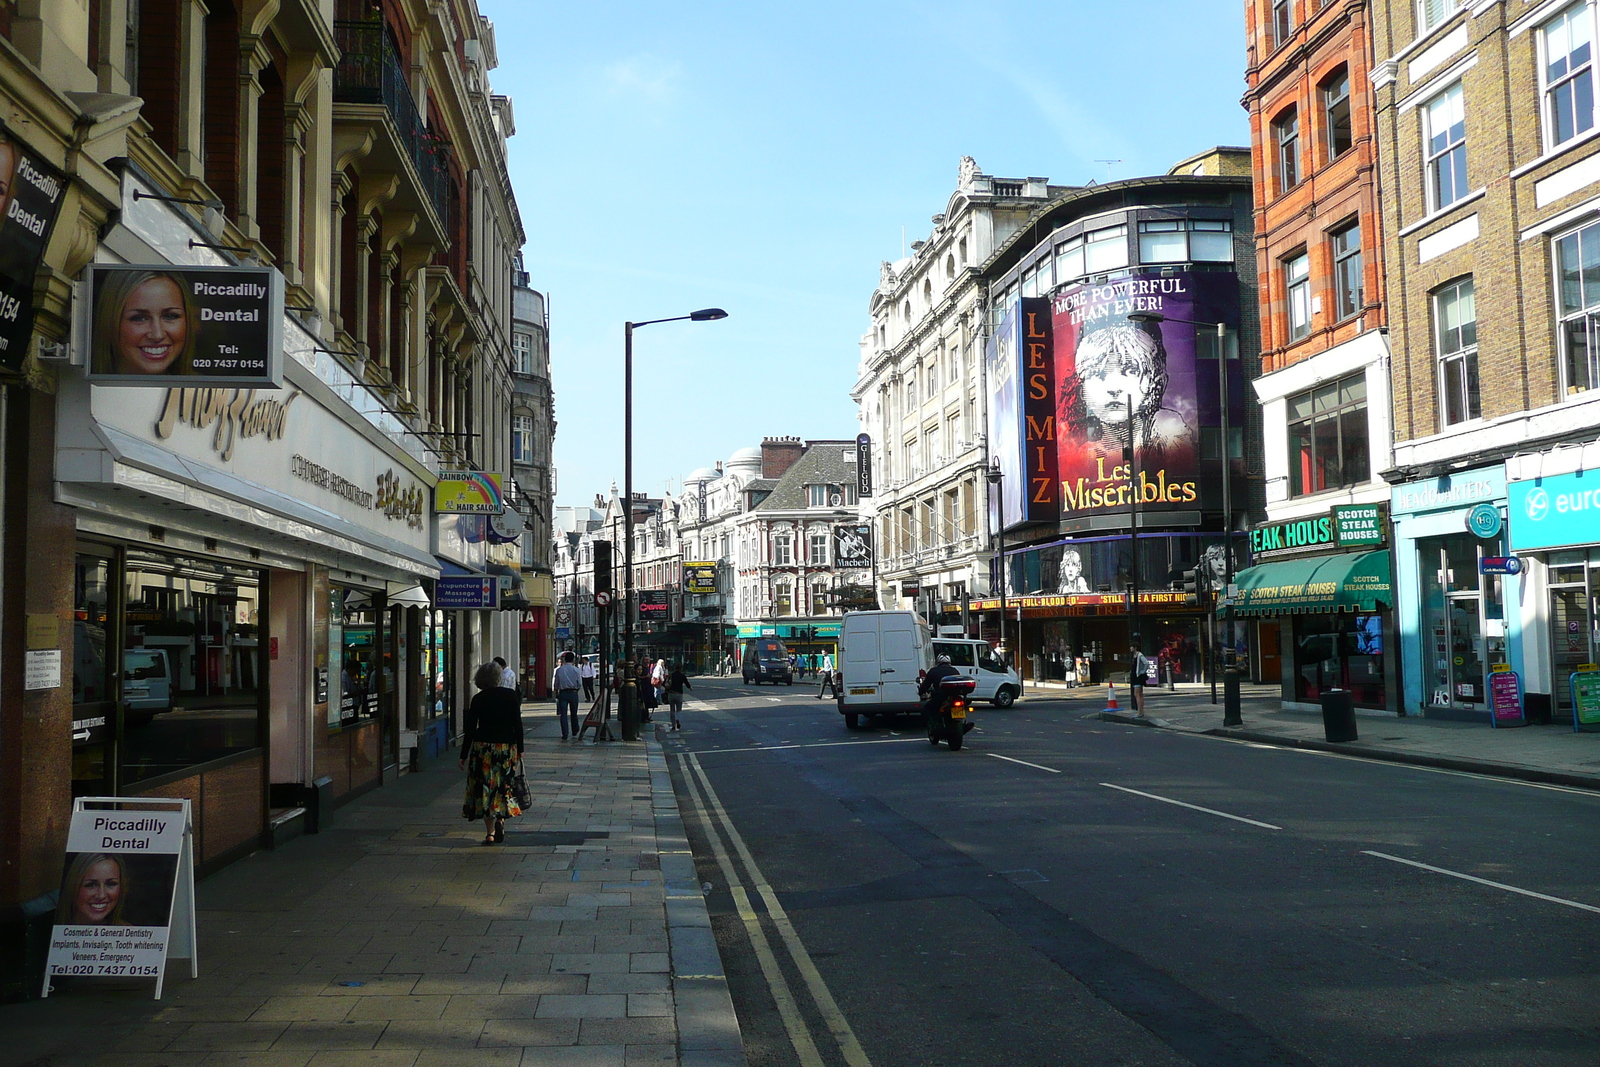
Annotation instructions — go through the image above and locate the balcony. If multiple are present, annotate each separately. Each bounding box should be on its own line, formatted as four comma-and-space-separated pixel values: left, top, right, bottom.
333, 20, 451, 234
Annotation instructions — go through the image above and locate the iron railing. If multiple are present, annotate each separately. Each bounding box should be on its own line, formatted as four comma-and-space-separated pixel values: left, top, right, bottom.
333, 20, 451, 225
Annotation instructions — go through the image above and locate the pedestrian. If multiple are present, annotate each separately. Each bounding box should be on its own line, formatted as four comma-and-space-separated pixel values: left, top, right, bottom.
665, 660, 692, 730
579, 655, 596, 700
552, 651, 583, 740
1129, 643, 1151, 717
817, 661, 838, 700
493, 655, 519, 696
459, 662, 524, 845
650, 658, 668, 703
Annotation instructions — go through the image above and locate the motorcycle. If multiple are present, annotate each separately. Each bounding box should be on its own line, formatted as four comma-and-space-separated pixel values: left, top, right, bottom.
925, 676, 977, 750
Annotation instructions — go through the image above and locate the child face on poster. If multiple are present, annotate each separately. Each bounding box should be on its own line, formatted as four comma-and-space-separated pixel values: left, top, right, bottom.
1073, 324, 1167, 431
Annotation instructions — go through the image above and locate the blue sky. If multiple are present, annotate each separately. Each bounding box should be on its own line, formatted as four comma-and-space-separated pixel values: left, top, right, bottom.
480, 1, 1250, 508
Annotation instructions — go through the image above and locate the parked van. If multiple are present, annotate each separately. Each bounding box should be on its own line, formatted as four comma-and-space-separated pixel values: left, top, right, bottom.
742, 637, 793, 685
123, 648, 173, 722
931, 639, 1021, 707
837, 610, 932, 729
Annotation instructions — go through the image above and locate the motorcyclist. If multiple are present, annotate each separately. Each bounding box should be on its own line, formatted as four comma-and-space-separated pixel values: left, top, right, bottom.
919, 654, 964, 719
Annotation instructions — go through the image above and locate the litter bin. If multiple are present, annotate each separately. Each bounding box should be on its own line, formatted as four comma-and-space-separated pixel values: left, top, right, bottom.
1320, 688, 1358, 743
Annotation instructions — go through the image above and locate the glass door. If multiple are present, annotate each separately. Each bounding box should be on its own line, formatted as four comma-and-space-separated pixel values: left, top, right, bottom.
1550, 552, 1596, 722
1419, 535, 1492, 712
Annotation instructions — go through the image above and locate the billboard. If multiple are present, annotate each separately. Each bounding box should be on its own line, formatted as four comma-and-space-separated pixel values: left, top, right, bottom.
986, 303, 1024, 529
684, 561, 719, 595
1052, 271, 1237, 522
0, 126, 68, 369
834, 523, 872, 569
639, 590, 669, 619
435, 470, 504, 514
83, 264, 285, 385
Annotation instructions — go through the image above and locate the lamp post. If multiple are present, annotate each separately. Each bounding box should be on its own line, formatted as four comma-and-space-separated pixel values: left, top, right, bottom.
986, 461, 1007, 669
1127, 311, 1241, 726
622, 308, 728, 740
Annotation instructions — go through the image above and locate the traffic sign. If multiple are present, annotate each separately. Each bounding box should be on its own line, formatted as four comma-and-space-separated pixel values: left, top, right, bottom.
594, 591, 612, 607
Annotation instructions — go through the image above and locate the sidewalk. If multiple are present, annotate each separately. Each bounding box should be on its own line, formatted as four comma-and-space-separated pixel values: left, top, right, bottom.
1057, 681, 1600, 790
0, 711, 746, 1067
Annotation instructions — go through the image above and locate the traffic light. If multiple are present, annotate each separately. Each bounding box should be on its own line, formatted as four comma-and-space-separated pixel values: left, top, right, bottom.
1181, 566, 1200, 605
593, 540, 612, 594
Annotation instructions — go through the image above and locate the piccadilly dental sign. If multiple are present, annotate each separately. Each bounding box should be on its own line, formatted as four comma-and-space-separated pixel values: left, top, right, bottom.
1509, 469, 1600, 551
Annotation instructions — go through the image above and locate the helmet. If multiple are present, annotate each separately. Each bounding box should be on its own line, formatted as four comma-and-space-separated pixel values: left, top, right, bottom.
937, 654, 952, 664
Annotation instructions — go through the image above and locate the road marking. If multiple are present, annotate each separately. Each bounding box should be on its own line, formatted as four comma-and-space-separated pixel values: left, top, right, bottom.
1099, 782, 1282, 830
679, 757, 825, 1067
988, 754, 1062, 774
697, 738, 926, 755
687, 754, 874, 1067
1361, 851, 1600, 914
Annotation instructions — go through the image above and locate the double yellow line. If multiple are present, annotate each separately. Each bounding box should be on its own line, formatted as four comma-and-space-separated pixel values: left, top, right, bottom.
680, 752, 873, 1067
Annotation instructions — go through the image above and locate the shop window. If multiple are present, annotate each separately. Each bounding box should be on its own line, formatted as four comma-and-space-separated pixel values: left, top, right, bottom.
1555, 220, 1600, 394
121, 549, 262, 785
1543, 4, 1594, 148
1293, 614, 1385, 707
1323, 67, 1353, 161
1287, 372, 1369, 497
1434, 277, 1480, 425
1418, 534, 1495, 712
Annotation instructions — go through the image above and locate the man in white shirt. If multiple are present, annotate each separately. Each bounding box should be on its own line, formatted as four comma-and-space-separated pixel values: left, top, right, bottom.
579, 656, 596, 700
493, 656, 518, 695
552, 652, 583, 740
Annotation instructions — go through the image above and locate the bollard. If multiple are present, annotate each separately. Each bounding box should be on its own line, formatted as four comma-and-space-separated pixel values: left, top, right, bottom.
619, 679, 641, 741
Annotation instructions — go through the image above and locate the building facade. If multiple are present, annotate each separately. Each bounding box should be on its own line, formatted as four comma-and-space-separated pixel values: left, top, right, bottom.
1241, 0, 1398, 712
1369, 0, 1600, 723
0, 0, 524, 990
511, 264, 555, 696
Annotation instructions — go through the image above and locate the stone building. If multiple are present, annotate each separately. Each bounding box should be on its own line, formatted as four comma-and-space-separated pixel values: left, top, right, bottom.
0, 0, 524, 987
1369, 0, 1600, 723
1240, 0, 1398, 712
511, 260, 555, 695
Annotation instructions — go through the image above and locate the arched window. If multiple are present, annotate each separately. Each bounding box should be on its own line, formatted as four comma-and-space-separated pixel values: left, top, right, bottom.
946, 254, 956, 279
1321, 66, 1352, 161
1274, 106, 1300, 192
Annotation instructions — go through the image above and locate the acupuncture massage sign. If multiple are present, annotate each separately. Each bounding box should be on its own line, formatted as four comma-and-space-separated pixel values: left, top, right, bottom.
83, 263, 285, 386
43, 797, 197, 999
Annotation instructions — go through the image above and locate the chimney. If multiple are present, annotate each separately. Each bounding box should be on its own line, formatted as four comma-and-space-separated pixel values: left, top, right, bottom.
761, 436, 804, 480
714, 460, 723, 473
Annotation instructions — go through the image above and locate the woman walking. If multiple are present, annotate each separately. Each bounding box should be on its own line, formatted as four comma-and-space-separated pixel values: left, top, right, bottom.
460, 661, 525, 845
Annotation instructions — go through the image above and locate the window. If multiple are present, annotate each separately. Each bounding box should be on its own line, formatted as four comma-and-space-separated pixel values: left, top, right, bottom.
959, 237, 968, 265
773, 533, 793, 566
927, 361, 938, 395
1020, 264, 1037, 298
1136, 219, 1235, 264
1287, 373, 1369, 496
1272, 0, 1293, 47
1275, 108, 1300, 191
774, 582, 792, 616
512, 414, 534, 463
809, 533, 829, 565
905, 376, 916, 409
812, 582, 830, 614
1083, 224, 1128, 273
1556, 220, 1600, 393
1323, 68, 1352, 160
1285, 252, 1311, 340
1420, 0, 1466, 32
1054, 236, 1085, 282
1435, 278, 1480, 425
1332, 220, 1363, 319
1544, 4, 1595, 148
513, 332, 532, 375
1425, 83, 1468, 210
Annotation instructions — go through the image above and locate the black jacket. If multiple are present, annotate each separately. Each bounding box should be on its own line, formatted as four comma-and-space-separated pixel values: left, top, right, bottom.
667, 669, 692, 695
919, 664, 963, 700
462, 687, 524, 753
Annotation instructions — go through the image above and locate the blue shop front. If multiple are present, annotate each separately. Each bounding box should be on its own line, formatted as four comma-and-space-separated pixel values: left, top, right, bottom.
1390, 466, 1518, 721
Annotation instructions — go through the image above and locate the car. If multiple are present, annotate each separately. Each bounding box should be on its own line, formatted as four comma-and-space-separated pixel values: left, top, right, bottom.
742, 637, 793, 684
931, 639, 1022, 707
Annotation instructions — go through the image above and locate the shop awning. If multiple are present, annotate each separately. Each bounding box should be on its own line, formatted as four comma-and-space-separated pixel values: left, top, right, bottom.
1228, 550, 1391, 616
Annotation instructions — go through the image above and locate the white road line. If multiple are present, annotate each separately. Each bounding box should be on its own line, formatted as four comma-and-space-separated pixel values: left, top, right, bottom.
1100, 782, 1282, 830
989, 754, 1062, 774
1361, 851, 1600, 914
696, 738, 927, 755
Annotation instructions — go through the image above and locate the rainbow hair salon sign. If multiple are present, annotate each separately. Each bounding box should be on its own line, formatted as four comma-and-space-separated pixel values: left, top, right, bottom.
434, 470, 504, 514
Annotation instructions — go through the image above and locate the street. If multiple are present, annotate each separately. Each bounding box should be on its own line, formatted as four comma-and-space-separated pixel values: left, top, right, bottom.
665, 678, 1600, 1067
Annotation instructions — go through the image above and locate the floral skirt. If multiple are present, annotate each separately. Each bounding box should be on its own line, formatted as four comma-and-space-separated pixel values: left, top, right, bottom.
462, 742, 525, 822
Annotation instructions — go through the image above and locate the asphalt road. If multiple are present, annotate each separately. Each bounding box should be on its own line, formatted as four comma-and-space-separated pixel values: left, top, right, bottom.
662, 676, 1600, 1067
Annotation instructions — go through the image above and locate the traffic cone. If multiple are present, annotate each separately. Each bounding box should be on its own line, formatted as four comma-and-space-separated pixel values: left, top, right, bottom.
1105, 680, 1119, 713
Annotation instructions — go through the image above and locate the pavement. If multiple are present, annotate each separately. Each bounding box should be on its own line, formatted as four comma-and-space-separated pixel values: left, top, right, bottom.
0, 707, 747, 1067
1028, 678, 1600, 790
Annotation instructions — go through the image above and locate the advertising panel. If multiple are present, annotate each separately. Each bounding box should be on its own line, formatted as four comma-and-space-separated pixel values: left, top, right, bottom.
986, 303, 1024, 529
0, 126, 68, 368
1052, 270, 1237, 523
683, 561, 719, 595
639, 590, 669, 619
856, 432, 873, 497
435, 470, 505, 514
834, 523, 873, 570
84, 264, 285, 386
436, 576, 498, 609
1508, 470, 1600, 552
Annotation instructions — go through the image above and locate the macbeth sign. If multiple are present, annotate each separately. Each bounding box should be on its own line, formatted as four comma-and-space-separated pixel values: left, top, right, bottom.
84, 264, 285, 386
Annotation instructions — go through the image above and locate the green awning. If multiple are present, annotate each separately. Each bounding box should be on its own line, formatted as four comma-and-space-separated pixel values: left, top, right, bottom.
1228, 550, 1391, 616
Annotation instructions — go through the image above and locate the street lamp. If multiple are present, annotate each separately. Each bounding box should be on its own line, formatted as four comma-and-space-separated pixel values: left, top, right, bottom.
622, 308, 727, 740
986, 460, 1007, 669
1127, 310, 1241, 726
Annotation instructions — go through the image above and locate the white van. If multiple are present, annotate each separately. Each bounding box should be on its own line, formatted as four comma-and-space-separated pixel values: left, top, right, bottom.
931, 639, 1021, 707
123, 648, 173, 718
837, 610, 933, 729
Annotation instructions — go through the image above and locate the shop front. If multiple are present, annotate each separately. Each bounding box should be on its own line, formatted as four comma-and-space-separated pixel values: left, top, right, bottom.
1233, 506, 1395, 712
1390, 466, 1512, 721
57, 343, 437, 866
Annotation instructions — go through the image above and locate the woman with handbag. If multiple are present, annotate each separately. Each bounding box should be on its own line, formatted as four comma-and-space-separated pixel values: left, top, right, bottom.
460, 661, 525, 845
